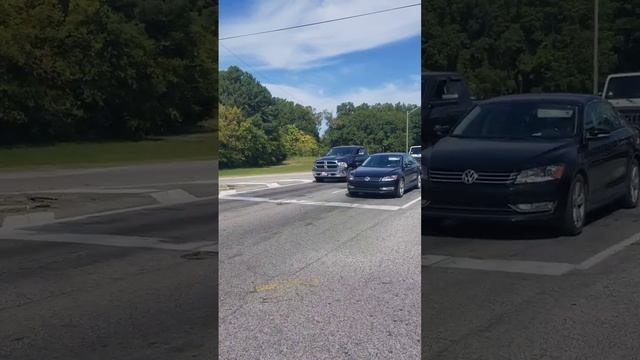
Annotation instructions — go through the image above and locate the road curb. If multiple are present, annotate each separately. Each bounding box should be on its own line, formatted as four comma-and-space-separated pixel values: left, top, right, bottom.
2, 212, 55, 229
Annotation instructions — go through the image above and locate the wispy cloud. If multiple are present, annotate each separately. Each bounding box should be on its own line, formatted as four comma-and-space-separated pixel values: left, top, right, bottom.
264, 79, 420, 114
220, 0, 421, 70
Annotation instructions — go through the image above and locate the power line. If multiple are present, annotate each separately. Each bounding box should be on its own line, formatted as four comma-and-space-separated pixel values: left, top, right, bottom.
219, 43, 308, 106
220, 3, 421, 41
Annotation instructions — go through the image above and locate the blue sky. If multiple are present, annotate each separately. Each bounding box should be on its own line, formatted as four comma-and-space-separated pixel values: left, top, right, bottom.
219, 0, 421, 132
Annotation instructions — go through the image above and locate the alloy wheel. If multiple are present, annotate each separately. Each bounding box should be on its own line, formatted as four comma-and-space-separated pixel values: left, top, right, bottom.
572, 180, 586, 228
631, 164, 639, 204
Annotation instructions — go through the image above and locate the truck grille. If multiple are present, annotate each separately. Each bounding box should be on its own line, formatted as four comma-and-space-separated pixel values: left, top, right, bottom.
429, 170, 517, 184
618, 109, 640, 126
315, 160, 339, 169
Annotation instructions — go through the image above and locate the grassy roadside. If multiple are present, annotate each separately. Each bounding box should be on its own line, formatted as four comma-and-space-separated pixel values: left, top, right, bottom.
0, 133, 217, 170
219, 156, 315, 177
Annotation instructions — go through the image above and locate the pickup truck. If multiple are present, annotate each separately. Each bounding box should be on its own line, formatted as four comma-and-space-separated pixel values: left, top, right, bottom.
422, 71, 475, 148
313, 145, 369, 182
603, 72, 640, 129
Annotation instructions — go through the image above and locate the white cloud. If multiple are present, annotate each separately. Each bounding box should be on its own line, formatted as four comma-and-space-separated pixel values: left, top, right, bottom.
264, 80, 420, 114
220, 0, 421, 70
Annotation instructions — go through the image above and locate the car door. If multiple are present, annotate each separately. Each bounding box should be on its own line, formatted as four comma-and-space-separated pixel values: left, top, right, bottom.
601, 101, 634, 191
403, 155, 418, 186
584, 101, 614, 206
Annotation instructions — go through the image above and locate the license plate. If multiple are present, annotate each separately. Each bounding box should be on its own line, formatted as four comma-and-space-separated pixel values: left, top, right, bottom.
321, 172, 327, 176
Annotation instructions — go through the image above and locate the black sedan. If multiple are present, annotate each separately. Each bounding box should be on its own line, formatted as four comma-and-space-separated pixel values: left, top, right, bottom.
348, 153, 421, 198
422, 93, 640, 235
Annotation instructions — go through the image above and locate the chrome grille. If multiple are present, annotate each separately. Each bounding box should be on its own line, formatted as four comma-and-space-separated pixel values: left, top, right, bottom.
429, 170, 517, 184
353, 176, 381, 182
315, 160, 338, 169
619, 109, 640, 126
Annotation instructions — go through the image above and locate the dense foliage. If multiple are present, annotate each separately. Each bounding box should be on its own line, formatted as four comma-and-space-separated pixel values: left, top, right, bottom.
323, 102, 421, 154
218, 66, 321, 168
423, 0, 640, 98
0, 0, 217, 145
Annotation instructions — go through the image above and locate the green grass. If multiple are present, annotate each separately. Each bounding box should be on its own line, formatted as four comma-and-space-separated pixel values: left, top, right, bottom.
219, 156, 315, 177
0, 132, 217, 170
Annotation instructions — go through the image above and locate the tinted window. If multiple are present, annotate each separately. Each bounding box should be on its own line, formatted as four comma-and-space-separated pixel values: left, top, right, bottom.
361, 155, 402, 168
451, 101, 578, 139
605, 75, 640, 99
595, 102, 623, 132
326, 147, 356, 156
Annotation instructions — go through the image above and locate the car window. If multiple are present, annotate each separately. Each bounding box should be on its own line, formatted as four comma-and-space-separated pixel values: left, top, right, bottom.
591, 102, 623, 133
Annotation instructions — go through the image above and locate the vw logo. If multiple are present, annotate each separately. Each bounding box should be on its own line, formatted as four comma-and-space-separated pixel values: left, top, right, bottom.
461, 169, 478, 184
364, 177, 371, 181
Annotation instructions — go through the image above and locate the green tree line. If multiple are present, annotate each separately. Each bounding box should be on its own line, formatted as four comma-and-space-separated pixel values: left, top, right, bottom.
323, 102, 421, 154
423, 0, 640, 98
219, 66, 420, 169
218, 66, 321, 168
0, 0, 217, 145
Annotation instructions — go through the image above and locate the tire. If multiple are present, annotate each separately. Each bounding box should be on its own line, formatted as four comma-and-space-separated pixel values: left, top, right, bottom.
315, 177, 323, 183
395, 177, 405, 198
620, 158, 640, 209
559, 174, 587, 236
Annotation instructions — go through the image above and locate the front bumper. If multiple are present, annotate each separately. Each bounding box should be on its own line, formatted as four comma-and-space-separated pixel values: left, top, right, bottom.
348, 180, 397, 194
313, 168, 348, 178
421, 180, 568, 223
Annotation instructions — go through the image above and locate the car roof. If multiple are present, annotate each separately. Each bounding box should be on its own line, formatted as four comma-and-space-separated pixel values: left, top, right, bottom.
370, 152, 405, 156
481, 93, 600, 105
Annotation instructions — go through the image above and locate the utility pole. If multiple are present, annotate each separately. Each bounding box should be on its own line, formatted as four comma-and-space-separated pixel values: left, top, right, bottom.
406, 107, 420, 152
593, 0, 599, 94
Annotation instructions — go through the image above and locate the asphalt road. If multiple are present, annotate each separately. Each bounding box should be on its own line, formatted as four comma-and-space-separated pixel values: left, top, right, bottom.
0, 163, 218, 360
422, 204, 640, 359
0, 160, 217, 193
219, 175, 421, 359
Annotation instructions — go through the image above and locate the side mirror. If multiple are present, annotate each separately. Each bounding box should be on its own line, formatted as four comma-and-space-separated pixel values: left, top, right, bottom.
441, 93, 459, 101
587, 128, 611, 140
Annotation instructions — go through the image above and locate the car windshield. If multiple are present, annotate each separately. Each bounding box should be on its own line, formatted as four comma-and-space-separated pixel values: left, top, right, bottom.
361, 155, 402, 168
326, 147, 355, 156
450, 101, 577, 140
410, 147, 421, 154
605, 76, 640, 99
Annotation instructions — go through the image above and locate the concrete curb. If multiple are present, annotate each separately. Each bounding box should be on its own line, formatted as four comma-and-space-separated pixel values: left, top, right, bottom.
2, 212, 55, 229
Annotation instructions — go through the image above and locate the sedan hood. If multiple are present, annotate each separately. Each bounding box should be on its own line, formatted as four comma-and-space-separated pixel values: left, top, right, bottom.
429, 136, 575, 171
352, 167, 400, 177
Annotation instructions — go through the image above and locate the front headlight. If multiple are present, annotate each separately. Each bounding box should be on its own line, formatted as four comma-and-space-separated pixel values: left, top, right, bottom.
348, 174, 355, 181
515, 164, 565, 184
380, 175, 398, 182
338, 161, 347, 168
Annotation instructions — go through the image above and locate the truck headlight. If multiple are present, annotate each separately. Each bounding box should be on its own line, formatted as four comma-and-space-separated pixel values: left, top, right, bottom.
380, 175, 398, 182
338, 162, 347, 168
515, 164, 565, 184
348, 173, 355, 181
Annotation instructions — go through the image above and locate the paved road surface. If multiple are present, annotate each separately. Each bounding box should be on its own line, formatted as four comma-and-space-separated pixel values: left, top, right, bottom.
0, 164, 218, 359
422, 204, 640, 359
219, 175, 421, 359
0, 160, 217, 193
